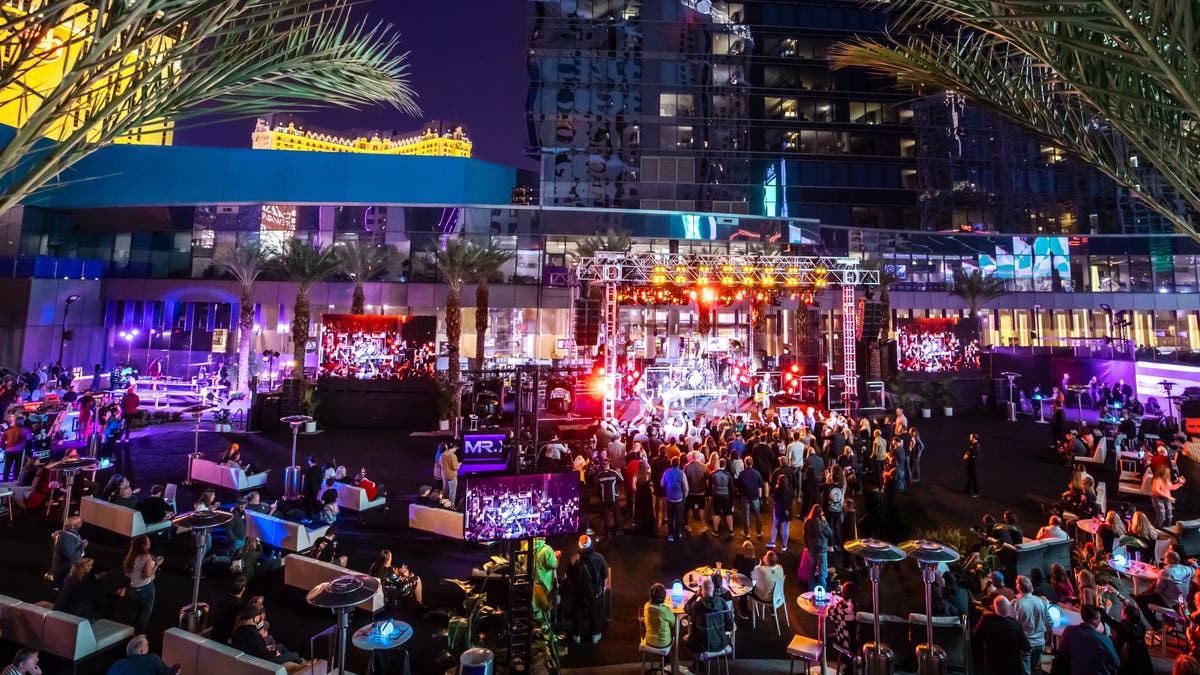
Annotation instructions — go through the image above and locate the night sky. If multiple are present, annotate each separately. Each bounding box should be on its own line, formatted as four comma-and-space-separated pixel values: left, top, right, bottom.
174, 1, 533, 170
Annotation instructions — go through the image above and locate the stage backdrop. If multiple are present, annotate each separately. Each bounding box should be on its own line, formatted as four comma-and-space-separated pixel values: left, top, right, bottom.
988, 352, 1138, 400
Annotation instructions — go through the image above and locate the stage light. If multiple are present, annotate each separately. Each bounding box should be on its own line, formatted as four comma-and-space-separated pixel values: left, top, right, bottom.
700, 287, 715, 304
742, 276, 755, 286
675, 275, 686, 284
721, 275, 734, 286
652, 265, 666, 285
791, 364, 800, 373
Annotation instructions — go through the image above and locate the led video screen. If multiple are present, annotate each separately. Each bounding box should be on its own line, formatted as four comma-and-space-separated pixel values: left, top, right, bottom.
462, 472, 581, 542
896, 317, 981, 374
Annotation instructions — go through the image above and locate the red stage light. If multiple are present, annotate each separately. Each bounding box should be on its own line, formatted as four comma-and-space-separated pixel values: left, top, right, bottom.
790, 364, 800, 373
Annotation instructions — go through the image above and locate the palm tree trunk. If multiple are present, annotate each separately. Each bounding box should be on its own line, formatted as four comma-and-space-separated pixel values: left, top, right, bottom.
446, 281, 462, 385
474, 282, 490, 370
237, 286, 255, 398
292, 289, 310, 381
352, 284, 365, 315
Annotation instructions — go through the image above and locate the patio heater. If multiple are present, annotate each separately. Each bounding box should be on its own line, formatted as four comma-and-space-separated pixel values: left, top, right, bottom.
281, 415, 312, 500
174, 509, 232, 633
307, 575, 381, 675
46, 456, 97, 528
900, 539, 961, 675
180, 404, 212, 486
846, 538, 906, 675
1000, 372, 1020, 422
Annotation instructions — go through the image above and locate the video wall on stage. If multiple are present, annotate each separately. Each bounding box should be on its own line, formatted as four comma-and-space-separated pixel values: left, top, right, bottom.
896, 317, 981, 373
319, 314, 437, 380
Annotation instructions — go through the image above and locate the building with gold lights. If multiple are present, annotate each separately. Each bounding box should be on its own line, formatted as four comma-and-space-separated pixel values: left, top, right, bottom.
251, 115, 471, 158
0, 0, 175, 145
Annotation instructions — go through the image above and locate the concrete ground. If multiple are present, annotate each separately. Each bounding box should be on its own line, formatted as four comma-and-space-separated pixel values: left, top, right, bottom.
0, 407, 1185, 674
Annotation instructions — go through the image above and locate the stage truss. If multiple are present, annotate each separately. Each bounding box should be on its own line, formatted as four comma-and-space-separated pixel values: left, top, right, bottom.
574, 252, 880, 417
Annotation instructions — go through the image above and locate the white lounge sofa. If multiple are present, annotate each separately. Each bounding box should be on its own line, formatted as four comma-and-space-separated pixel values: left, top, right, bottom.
0, 594, 133, 664
245, 509, 328, 553
79, 496, 172, 538
282, 555, 383, 613
334, 482, 386, 513
188, 457, 269, 493
408, 503, 464, 540
163, 627, 328, 675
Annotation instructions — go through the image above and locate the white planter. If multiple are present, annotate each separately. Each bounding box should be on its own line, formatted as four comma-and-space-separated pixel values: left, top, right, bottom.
943, 407, 954, 417
304, 421, 317, 433
921, 408, 932, 419
438, 419, 450, 431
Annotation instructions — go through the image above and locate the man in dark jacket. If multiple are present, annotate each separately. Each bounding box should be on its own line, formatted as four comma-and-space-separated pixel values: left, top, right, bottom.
302, 455, 324, 521
567, 536, 609, 645
1051, 603, 1119, 675
106, 635, 174, 675
594, 457, 623, 538
137, 485, 171, 525
684, 576, 733, 655
971, 596, 1030, 675
210, 575, 249, 645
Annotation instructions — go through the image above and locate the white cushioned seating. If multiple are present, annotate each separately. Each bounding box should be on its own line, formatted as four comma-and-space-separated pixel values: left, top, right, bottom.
334, 482, 386, 512
79, 496, 171, 538
282, 554, 383, 613
244, 509, 328, 552
408, 503, 464, 540
188, 458, 269, 493
163, 627, 328, 675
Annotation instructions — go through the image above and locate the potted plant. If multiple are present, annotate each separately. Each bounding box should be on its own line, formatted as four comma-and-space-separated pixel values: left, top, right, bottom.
435, 376, 457, 432
937, 381, 956, 417
919, 382, 937, 419
212, 407, 233, 433
302, 387, 320, 433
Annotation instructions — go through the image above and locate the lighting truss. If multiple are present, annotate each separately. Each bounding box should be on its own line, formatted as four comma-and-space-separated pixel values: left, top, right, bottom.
574, 252, 879, 288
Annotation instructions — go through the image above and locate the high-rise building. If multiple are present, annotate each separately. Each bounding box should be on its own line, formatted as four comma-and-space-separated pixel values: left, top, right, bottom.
0, 0, 176, 145
252, 115, 472, 158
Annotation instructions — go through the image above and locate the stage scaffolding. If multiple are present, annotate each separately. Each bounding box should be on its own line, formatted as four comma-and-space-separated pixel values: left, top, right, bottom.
573, 252, 880, 416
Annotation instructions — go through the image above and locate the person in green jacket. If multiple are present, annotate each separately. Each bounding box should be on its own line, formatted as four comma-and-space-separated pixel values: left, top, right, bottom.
532, 537, 560, 629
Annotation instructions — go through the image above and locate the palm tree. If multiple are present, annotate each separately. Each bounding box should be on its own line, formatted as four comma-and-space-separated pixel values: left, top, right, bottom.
0, 0, 419, 218
830, 0, 1200, 243
334, 241, 397, 314
273, 239, 338, 381
433, 238, 479, 387
949, 269, 1010, 318
471, 240, 514, 370
571, 228, 632, 259
214, 243, 265, 398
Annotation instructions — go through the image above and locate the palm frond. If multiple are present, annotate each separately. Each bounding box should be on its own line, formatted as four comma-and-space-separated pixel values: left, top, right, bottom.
0, 0, 420, 216
213, 242, 266, 289
831, 0, 1200, 241
571, 228, 632, 258
273, 238, 338, 289
334, 241, 396, 284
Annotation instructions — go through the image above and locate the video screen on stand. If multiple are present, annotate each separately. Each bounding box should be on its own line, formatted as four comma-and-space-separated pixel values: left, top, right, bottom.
462, 472, 581, 542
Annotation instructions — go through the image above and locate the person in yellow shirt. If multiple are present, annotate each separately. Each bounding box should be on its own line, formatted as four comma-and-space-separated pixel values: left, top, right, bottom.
642, 583, 674, 650
439, 443, 461, 506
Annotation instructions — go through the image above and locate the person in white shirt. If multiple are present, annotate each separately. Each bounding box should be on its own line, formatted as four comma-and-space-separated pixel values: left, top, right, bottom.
1036, 515, 1070, 541
894, 407, 908, 431
751, 550, 785, 604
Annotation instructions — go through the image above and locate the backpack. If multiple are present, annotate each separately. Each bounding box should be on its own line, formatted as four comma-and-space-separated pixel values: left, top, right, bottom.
828, 486, 844, 513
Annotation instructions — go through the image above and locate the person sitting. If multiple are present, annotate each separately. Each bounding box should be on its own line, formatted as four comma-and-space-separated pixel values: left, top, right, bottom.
980, 514, 1016, 546
642, 583, 675, 650
111, 481, 138, 509
1050, 564, 1076, 604
53, 558, 111, 621
683, 577, 733, 658
311, 526, 337, 563
368, 549, 424, 608
1122, 510, 1159, 561
750, 549, 785, 608
1030, 567, 1058, 604
194, 489, 217, 512
1037, 515, 1069, 540
137, 485, 172, 524
210, 575, 250, 645
100, 474, 127, 503
940, 572, 970, 617
319, 478, 339, 524
230, 604, 307, 671
352, 467, 383, 501
3, 648, 41, 675
1098, 510, 1126, 552
1135, 550, 1193, 630
1002, 510, 1024, 543
415, 485, 453, 509
106, 634, 176, 675
218, 443, 243, 468
1075, 568, 1099, 607
980, 571, 1016, 608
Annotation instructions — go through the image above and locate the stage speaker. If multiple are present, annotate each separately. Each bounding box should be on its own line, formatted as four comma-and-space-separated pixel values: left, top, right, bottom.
859, 300, 883, 342
574, 298, 601, 346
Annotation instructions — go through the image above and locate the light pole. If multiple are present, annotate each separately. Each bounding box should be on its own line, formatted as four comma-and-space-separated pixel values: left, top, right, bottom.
118, 328, 140, 365
58, 294, 80, 369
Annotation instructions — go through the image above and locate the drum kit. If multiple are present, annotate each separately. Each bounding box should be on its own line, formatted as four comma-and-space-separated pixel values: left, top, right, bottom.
844, 537, 959, 675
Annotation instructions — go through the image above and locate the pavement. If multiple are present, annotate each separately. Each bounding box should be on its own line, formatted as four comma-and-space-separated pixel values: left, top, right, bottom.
0, 408, 1187, 674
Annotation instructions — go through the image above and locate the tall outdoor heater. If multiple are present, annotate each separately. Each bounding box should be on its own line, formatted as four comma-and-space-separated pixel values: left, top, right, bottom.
845, 538, 906, 675
281, 415, 312, 500
180, 404, 212, 485
46, 456, 97, 528
900, 539, 961, 675
1000, 372, 1021, 422
307, 575, 381, 675
174, 509, 233, 633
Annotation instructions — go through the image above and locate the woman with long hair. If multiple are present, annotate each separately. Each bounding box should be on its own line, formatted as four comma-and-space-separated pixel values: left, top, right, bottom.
122, 535, 161, 634
1099, 510, 1127, 552
1075, 568, 1098, 607
1049, 563, 1075, 604
1125, 510, 1158, 560
368, 549, 424, 607
635, 460, 656, 536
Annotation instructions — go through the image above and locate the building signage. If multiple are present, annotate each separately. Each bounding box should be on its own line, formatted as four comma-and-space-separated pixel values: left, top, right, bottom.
460, 433, 508, 473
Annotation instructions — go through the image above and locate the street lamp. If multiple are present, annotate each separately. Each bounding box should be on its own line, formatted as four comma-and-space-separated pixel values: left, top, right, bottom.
58, 294, 81, 369
118, 328, 140, 364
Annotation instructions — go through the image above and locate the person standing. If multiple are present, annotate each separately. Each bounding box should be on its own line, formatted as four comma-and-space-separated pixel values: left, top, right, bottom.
972, 596, 1030, 675
440, 443, 461, 506
1012, 575, 1052, 675
870, 429, 887, 484
801, 446, 825, 514
650, 447, 670, 527
908, 427, 924, 483
661, 458, 688, 542
768, 473, 794, 551
120, 386, 140, 444
737, 456, 764, 539
122, 535, 162, 635
51, 516, 87, 588
708, 459, 735, 538
2, 417, 27, 482
803, 505, 833, 591
567, 535, 609, 645
682, 452, 709, 536
595, 457, 624, 538
964, 433, 981, 498
1051, 603, 1119, 675
302, 456, 324, 521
